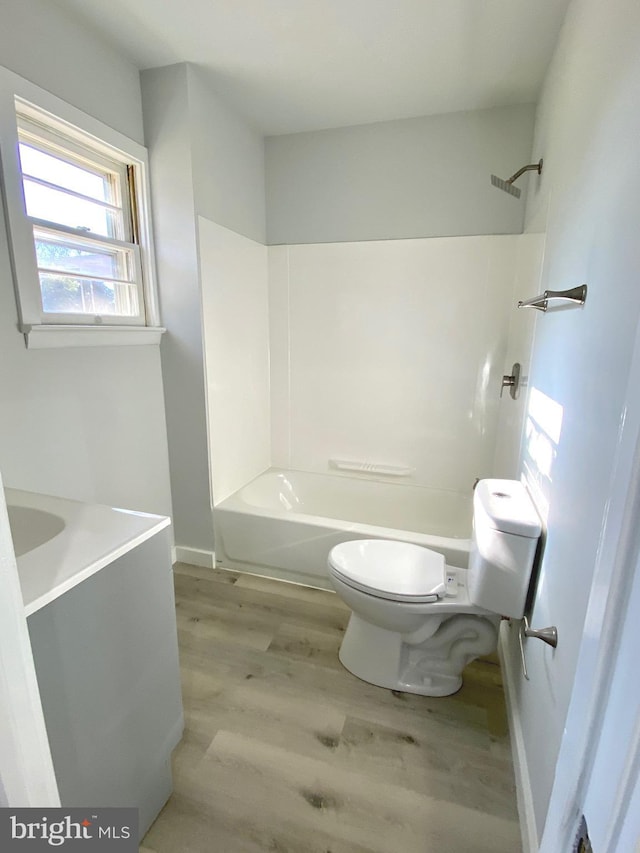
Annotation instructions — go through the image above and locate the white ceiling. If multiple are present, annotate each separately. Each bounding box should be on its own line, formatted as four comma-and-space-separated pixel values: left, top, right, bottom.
56, 0, 570, 136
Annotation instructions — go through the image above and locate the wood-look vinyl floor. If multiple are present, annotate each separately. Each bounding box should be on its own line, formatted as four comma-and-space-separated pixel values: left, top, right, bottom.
141, 564, 521, 853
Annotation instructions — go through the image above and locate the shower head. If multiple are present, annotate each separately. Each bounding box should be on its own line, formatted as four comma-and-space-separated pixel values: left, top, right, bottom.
491, 174, 521, 198
490, 158, 543, 199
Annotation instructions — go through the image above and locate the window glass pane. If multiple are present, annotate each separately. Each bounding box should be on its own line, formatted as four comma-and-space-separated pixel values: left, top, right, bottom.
34, 235, 133, 282
39, 274, 139, 317
15, 110, 146, 325
19, 143, 113, 203
23, 179, 122, 238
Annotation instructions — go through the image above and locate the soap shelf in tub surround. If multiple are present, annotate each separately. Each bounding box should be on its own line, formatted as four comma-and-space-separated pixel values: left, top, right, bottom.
329, 459, 415, 477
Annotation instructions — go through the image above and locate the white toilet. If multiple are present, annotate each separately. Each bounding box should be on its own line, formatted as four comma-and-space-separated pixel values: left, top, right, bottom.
327, 479, 541, 696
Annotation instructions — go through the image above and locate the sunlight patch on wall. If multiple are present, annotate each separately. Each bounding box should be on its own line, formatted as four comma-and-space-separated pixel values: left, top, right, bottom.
523, 387, 564, 522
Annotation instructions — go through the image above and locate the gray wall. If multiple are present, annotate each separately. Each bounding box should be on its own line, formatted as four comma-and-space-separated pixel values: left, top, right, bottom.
141, 64, 213, 552
141, 63, 266, 553
0, 4, 172, 520
0, 0, 144, 144
188, 67, 266, 243
265, 104, 535, 244
504, 0, 640, 841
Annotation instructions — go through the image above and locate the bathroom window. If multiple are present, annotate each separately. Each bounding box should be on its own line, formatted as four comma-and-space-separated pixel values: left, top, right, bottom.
17, 114, 145, 324
0, 77, 162, 348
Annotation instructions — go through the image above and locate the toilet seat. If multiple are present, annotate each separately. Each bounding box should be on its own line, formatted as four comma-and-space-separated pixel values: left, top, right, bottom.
328, 539, 446, 603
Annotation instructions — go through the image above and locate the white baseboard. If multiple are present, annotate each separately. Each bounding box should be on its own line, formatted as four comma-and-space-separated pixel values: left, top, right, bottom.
499, 620, 539, 853
171, 546, 215, 569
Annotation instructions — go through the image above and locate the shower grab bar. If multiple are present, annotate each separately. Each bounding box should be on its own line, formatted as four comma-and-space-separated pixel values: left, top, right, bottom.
518, 284, 587, 312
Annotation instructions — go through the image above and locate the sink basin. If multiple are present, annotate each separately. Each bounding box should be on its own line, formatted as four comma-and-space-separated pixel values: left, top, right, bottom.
7, 504, 65, 557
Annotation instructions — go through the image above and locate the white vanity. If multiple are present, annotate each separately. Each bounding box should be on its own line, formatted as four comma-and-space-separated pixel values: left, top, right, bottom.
7, 488, 183, 839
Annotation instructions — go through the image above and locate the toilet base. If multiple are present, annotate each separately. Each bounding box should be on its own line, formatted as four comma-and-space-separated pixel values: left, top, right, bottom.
338, 611, 499, 697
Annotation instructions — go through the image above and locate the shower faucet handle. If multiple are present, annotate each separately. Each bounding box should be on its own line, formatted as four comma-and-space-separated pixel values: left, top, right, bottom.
500, 375, 515, 396
500, 362, 521, 399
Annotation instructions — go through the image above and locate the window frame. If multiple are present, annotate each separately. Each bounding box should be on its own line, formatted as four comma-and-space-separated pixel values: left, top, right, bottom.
0, 67, 163, 348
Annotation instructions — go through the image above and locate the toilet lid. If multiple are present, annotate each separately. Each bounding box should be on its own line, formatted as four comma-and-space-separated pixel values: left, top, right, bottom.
328, 539, 446, 603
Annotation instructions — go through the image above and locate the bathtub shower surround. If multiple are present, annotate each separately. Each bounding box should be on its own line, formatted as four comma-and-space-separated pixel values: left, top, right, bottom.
199, 217, 270, 506
214, 469, 472, 586
269, 235, 519, 493
204, 229, 536, 582
493, 233, 546, 478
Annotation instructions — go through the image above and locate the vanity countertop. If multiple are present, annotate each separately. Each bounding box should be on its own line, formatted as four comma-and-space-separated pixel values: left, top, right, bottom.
6, 488, 170, 615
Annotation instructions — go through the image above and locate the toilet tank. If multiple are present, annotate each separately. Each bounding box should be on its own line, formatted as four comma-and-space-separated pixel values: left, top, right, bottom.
467, 479, 542, 619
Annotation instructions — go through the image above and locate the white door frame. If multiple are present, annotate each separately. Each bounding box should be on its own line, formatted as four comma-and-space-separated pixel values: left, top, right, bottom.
0, 470, 59, 806
540, 313, 640, 851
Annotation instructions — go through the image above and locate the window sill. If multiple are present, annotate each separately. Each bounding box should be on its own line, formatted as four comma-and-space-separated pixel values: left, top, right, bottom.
21, 324, 166, 350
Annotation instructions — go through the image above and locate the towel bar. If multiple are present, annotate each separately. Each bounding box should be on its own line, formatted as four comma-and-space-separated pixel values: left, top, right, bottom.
518, 284, 587, 312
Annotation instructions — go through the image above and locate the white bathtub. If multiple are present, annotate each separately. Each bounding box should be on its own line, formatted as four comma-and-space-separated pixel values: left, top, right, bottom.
214, 469, 472, 587
5, 488, 171, 615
